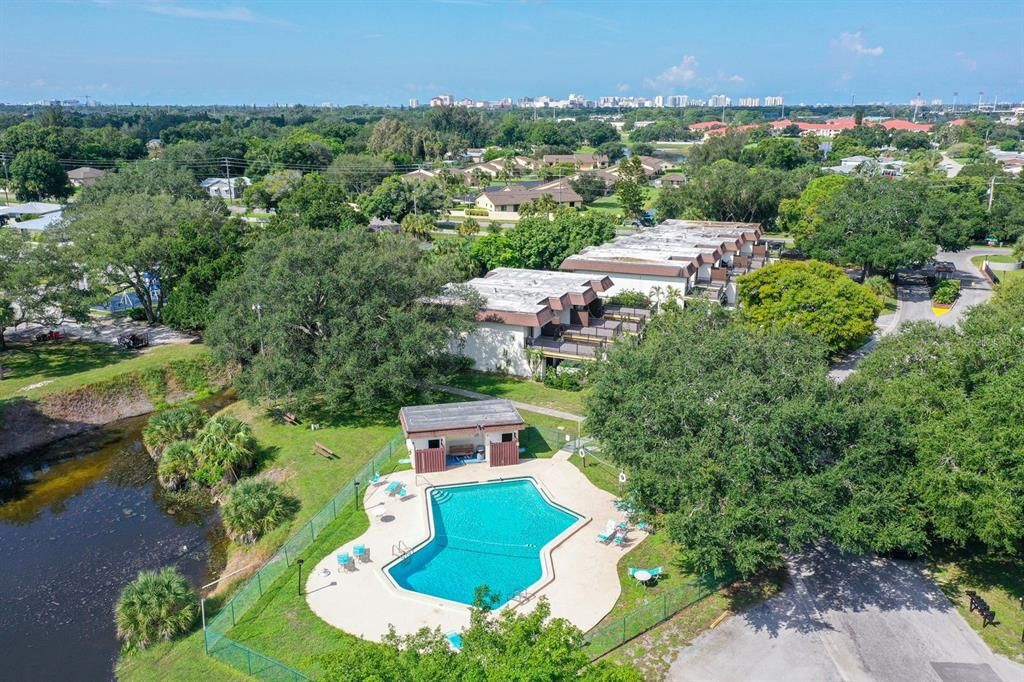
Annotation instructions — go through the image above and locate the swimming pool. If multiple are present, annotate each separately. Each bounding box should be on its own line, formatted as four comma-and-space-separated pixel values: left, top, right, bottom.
387, 479, 581, 607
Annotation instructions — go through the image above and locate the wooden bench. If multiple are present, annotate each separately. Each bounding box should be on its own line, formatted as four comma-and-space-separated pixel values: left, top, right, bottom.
449, 443, 475, 457
283, 412, 300, 426
313, 442, 335, 459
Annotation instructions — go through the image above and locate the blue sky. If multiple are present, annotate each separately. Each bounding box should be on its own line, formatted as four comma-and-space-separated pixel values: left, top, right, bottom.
2, 0, 1022, 106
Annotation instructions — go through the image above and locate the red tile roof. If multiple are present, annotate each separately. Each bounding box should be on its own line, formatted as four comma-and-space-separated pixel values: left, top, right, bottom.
879, 119, 933, 132
689, 120, 726, 131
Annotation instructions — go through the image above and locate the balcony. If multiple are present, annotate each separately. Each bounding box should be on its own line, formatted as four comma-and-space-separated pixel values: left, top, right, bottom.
603, 305, 651, 324
527, 336, 602, 361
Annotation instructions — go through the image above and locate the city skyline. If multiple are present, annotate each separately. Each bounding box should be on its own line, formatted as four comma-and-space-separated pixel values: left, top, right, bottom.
1, 0, 1021, 106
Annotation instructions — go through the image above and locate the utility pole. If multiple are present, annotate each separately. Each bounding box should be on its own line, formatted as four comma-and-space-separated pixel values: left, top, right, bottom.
223, 156, 232, 200
978, 91, 984, 111
988, 176, 996, 212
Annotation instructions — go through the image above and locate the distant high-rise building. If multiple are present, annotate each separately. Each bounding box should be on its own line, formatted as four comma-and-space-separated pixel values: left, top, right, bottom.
910, 96, 926, 107
709, 94, 731, 107
408, 98, 420, 108
738, 97, 761, 107
666, 95, 689, 107
429, 94, 453, 107
653, 95, 665, 107
764, 96, 784, 106
930, 98, 943, 106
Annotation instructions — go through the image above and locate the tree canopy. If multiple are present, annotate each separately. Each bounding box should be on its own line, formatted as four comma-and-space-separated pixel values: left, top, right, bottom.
10, 149, 70, 200
737, 260, 883, 355
470, 211, 617, 272
206, 229, 479, 414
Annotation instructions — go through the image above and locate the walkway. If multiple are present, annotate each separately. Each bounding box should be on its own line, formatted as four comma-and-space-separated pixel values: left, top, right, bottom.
304, 451, 633, 641
11, 317, 198, 346
428, 383, 585, 422
669, 545, 1024, 682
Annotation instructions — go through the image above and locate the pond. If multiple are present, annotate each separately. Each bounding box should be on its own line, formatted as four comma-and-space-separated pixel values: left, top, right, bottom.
0, 402, 229, 681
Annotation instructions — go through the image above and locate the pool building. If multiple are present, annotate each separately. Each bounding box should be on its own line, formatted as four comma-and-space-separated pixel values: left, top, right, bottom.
400, 399, 526, 474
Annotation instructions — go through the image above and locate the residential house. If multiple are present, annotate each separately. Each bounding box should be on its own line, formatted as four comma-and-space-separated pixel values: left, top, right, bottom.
540, 153, 609, 170
400, 400, 526, 474
0, 201, 64, 232
635, 156, 674, 176
559, 220, 765, 305
656, 173, 687, 188
67, 166, 106, 187
432, 268, 648, 378
402, 168, 440, 181
475, 182, 582, 218
688, 120, 726, 133
200, 176, 251, 199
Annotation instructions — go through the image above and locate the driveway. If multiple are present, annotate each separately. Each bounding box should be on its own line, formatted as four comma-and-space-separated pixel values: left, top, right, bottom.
9, 317, 197, 346
669, 546, 1024, 682
829, 247, 1007, 381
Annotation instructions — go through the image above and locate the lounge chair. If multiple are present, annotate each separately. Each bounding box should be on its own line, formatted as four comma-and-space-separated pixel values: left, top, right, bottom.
627, 567, 640, 577
596, 520, 617, 543
353, 545, 369, 562
614, 534, 627, 546
369, 472, 383, 486
336, 552, 353, 572
649, 566, 663, 579
446, 633, 463, 651
384, 481, 402, 496
397, 487, 410, 499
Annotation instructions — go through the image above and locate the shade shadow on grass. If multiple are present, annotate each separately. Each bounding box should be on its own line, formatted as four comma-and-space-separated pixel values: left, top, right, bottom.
1, 340, 129, 381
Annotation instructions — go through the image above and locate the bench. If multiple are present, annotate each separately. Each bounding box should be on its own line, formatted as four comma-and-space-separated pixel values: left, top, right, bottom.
313, 442, 335, 459
283, 412, 300, 425
449, 444, 475, 457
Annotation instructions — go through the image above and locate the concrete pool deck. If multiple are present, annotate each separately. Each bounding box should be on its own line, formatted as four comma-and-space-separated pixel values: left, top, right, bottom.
305, 450, 636, 640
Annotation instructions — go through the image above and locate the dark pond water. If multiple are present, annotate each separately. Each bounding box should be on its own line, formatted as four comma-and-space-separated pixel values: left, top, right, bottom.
0, 403, 229, 681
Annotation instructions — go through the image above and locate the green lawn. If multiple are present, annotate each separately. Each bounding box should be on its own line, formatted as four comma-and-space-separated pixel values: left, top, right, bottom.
586, 187, 659, 218
214, 401, 401, 570
970, 254, 1024, 285
0, 341, 208, 403
449, 370, 588, 416
929, 552, 1024, 663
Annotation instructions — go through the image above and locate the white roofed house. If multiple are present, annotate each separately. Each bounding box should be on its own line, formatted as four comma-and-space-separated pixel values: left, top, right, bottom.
0, 202, 64, 233
200, 176, 251, 199
560, 220, 765, 306
429, 268, 649, 378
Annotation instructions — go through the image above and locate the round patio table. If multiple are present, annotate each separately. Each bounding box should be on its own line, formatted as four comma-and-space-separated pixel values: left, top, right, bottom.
633, 570, 652, 584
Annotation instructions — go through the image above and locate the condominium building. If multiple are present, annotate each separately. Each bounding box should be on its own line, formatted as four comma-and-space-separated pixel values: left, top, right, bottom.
764, 96, 784, 106
433, 268, 648, 378
408, 98, 420, 108
666, 95, 689, 107
709, 94, 731, 107
560, 220, 766, 305
430, 94, 453, 107
738, 97, 761, 107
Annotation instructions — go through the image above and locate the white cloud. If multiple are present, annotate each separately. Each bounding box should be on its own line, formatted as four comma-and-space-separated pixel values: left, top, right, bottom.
616, 83, 630, 93
644, 55, 699, 89
726, 74, 744, 83
140, 1, 289, 26
834, 31, 883, 57
30, 78, 46, 88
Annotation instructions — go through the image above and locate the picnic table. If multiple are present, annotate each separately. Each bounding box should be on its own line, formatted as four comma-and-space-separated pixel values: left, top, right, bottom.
633, 569, 652, 584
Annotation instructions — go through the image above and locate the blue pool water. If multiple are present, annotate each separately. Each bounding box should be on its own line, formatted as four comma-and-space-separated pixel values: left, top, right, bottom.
387, 479, 580, 607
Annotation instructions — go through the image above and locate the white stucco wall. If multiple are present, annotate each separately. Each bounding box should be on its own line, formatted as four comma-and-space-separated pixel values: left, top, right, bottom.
453, 321, 532, 378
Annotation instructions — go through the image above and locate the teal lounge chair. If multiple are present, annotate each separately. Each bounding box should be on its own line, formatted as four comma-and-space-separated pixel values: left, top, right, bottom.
369, 472, 382, 486
353, 545, 368, 562
446, 633, 463, 651
627, 567, 640, 577
384, 481, 402, 496
614, 534, 627, 546
336, 552, 353, 572
649, 566, 663, 579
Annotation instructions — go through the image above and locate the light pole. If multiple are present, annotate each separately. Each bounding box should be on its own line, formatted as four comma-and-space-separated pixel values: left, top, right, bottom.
296, 558, 305, 596
251, 303, 264, 355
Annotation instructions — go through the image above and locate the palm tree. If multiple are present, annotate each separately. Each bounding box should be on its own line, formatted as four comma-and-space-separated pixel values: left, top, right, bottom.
143, 406, 208, 458
190, 415, 257, 486
222, 479, 298, 544
157, 441, 196, 490
115, 567, 197, 651
401, 213, 436, 240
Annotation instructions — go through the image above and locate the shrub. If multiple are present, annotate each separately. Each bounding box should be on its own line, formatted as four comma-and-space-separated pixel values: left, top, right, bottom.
543, 366, 586, 391
157, 441, 196, 490
115, 567, 197, 651
465, 207, 489, 216
605, 289, 651, 308
190, 415, 258, 487
458, 217, 480, 237
863, 275, 895, 300
222, 479, 299, 544
143, 405, 208, 456
933, 279, 961, 305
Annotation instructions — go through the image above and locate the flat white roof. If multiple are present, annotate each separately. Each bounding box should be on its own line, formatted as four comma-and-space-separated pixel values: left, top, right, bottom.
568, 221, 758, 266
441, 268, 606, 315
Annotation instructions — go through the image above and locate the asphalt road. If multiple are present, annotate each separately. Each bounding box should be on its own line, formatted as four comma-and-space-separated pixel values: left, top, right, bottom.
669, 546, 1024, 682
829, 247, 1008, 381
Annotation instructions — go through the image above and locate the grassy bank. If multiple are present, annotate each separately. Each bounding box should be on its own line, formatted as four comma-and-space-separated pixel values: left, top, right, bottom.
449, 370, 588, 416
0, 341, 209, 403
929, 552, 1024, 663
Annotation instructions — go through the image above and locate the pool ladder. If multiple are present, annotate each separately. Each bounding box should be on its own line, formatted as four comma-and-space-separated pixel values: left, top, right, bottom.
392, 540, 411, 558
510, 588, 532, 605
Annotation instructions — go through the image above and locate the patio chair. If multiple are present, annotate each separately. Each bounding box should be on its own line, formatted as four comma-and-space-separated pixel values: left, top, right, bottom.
596, 520, 617, 543
614, 533, 627, 547
627, 567, 640, 578
446, 633, 463, 651
353, 544, 370, 563
369, 472, 384, 486
384, 481, 402, 496
336, 552, 354, 572
397, 487, 410, 499
649, 566, 663, 579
